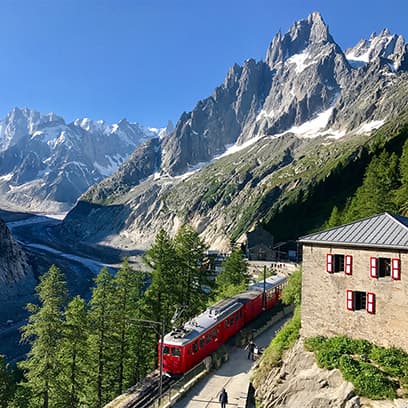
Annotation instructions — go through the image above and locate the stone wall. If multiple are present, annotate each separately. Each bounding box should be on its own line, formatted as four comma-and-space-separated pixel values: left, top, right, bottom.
301, 243, 408, 351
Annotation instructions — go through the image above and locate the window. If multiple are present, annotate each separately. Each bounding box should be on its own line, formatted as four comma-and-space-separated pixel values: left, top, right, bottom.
171, 348, 181, 357
346, 290, 375, 314
327, 254, 352, 274
206, 333, 211, 344
192, 342, 198, 353
163, 346, 170, 355
354, 291, 366, 310
188, 346, 191, 355
199, 337, 204, 349
334, 254, 344, 272
211, 328, 217, 339
370, 257, 400, 279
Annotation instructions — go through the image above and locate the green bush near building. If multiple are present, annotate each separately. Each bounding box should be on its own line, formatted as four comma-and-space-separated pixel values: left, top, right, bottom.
304, 335, 408, 400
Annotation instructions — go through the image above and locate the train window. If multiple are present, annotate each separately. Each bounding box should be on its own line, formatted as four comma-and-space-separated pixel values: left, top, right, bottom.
188, 346, 191, 355
225, 320, 229, 328
163, 346, 170, 355
200, 338, 204, 349
229, 317, 234, 326
235, 312, 239, 322
239, 310, 243, 318
192, 342, 198, 353
206, 334, 211, 344
171, 348, 181, 357
211, 328, 217, 339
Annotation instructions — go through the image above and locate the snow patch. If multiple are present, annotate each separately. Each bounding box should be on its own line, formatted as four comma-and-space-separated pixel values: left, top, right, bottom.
94, 154, 125, 177
356, 120, 385, 134
277, 108, 334, 138
286, 51, 315, 74
256, 109, 274, 121
346, 49, 370, 63
0, 173, 13, 182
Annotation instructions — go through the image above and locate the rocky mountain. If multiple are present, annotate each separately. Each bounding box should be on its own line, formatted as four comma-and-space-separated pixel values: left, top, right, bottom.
60, 12, 408, 250
0, 218, 35, 322
0, 108, 172, 211
346, 29, 408, 70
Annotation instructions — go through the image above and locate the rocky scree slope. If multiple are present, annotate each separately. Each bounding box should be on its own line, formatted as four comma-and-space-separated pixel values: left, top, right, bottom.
0, 218, 35, 322
60, 12, 408, 250
0, 108, 171, 211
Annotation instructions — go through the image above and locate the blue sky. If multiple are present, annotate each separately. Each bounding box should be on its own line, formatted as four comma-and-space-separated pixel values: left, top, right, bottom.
1, 0, 407, 128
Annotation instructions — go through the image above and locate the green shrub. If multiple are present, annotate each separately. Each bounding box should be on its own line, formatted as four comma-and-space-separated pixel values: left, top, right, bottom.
306, 335, 406, 400
304, 336, 327, 352
352, 362, 397, 400
314, 336, 356, 369
369, 346, 408, 382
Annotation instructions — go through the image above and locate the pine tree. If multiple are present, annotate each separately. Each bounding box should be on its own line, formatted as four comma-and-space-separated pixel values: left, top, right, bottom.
214, 248, 250, 301
174, 225, 211, 318
143, 229, 178, 334
87, 267, 116, 408
396, 138, 408, 214
325, 206, 342, 229
57, 296, 89, 408
343, 151, 400, 222
0, 355, 17, 407
111, 258, 145, 393
20, 265, 68, 408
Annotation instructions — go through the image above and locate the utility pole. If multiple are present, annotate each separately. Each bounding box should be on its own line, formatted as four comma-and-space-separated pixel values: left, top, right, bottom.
262, 265, 267, 310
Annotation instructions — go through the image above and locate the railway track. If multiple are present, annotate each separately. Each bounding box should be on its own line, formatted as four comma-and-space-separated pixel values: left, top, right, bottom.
122, 371, 174, 408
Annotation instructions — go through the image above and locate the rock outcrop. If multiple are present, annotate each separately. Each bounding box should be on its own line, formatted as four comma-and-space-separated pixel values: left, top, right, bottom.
255, 339, 408, 408
0, 218, 35, 322
255, 340, 359, 408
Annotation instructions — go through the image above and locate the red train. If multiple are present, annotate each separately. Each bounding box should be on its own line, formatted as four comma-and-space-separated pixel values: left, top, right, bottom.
159, 274, 287, 375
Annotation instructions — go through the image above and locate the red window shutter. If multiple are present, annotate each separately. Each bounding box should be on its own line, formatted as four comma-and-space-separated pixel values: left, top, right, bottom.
326, 254, 333, 273
346, 290, 354, 311
345, 255, 353, 275
392, 258, 401, 280
366, 292, 375, 314
370, 257, 378, 278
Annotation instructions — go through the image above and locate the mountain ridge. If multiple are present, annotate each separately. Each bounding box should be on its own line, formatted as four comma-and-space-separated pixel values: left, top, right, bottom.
0, 107, 173, 211
29, 13, 408, 250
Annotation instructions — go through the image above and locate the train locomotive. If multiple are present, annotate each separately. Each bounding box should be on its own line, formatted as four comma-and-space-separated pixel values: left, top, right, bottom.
159, 274, 287, 375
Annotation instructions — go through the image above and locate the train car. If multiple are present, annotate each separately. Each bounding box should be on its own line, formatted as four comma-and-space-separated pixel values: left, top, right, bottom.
159, 274, 287, 375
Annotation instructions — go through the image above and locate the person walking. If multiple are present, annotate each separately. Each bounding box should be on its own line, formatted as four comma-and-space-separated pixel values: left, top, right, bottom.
219, 388, 228, 408
247, 340, 256, 361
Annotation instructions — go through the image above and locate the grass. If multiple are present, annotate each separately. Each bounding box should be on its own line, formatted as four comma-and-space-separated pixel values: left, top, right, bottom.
252, 306, 301, 387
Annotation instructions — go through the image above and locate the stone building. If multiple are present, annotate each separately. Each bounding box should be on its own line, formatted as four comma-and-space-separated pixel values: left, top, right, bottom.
299, 212, 408, 351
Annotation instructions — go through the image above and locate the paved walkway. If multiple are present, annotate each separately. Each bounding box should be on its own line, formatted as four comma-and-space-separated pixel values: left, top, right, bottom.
173, 317, 290, 408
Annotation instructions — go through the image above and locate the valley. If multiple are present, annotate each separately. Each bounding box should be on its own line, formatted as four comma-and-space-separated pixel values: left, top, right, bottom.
0, 208, 142, 362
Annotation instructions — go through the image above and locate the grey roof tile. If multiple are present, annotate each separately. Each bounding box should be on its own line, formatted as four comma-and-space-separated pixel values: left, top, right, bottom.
299, 213, 408, 249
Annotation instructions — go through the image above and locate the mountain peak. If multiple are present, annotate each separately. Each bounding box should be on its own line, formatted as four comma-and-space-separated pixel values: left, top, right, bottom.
345, 28, 407, 69
265, 12, 333, 68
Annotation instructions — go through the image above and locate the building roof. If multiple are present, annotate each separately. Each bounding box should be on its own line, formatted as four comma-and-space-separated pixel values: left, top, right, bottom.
299, 212, 408, 250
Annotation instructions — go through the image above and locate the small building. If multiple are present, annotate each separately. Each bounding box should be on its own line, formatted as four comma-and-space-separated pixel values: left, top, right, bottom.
246, 226, 274, 261
299, 212, 408, 352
